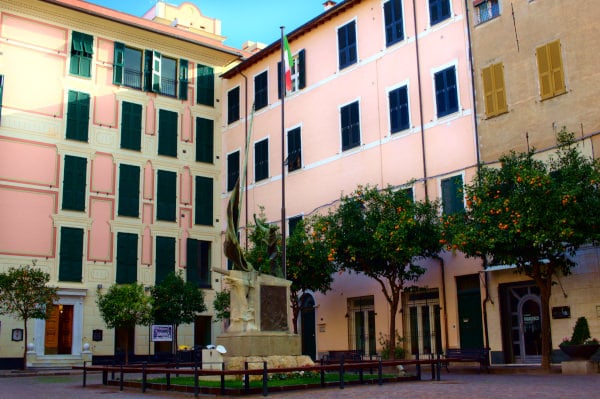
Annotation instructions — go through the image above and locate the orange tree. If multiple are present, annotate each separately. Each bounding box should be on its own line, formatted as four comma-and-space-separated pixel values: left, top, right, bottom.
319, 185, 443, 358
446, 130, 600, 371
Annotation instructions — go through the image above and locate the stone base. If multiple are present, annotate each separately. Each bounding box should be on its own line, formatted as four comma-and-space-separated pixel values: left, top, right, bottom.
561, 360, 598, 375
223, 355, 315, 381
216, 331, 301, 357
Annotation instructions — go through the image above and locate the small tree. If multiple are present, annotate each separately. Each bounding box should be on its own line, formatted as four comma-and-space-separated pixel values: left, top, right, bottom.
0, 261, 58, 369
151, 271, 207, 352
97, 283, 152, 364
449, 130, 600, 371
319, 185, 443, 358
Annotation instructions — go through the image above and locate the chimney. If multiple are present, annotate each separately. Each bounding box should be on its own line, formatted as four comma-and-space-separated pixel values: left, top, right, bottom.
323, 1, 337, 11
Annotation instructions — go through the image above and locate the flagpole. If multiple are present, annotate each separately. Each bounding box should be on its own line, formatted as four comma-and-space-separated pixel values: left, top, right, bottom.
280, 26, 287, 280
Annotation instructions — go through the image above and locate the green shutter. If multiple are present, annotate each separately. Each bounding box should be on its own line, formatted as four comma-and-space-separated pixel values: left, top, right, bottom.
179, 59, 188, 100
66, 90, 89, 142
118, 164, 140, 217
298, 49, 306, 89
59, 227, 83, 282
158, 109, 178, 157
157, 170, 176, 221
80, 33, 93, 77
113, 42, 125, 85
0, 75, 5, 122
195, 176, 213, 226
152, 50, 161, 92
155, 236, 175, 284
186, 238, 199, 285
195, 117, 214, 163
196, 64, 214, 106
120, 101, 142, 150
62, 155, 87, 211
187, 238, 211, 288
442, 175, 464, 215
116, 232, 138, 283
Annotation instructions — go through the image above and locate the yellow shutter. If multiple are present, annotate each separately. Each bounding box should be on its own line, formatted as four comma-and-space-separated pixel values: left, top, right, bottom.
493, 63, 507, 114
548, 40, 566, 96
536, 44, 552, 100
482, 65, 496, 117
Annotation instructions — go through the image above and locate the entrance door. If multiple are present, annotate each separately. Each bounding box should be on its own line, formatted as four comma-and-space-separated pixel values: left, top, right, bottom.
405, 289, 441, 356
300, 294, 316, 360
518, 295, 542, 363
44, 304, 73, 355
348, 296, 376, 356
456, 275, 484, 349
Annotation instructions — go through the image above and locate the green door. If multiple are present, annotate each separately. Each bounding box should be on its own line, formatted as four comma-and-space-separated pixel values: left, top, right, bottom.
300, 294, 316, 360
457, 289, 484, 349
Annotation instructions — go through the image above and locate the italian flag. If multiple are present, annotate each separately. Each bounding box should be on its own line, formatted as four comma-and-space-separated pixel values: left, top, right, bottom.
283, 35, 293, 93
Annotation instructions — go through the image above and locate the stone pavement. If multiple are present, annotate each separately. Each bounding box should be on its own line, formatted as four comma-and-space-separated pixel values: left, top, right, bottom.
0, 369, 598, 399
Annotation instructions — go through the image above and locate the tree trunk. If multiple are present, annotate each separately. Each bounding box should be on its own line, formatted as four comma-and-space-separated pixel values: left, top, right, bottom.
388, 297, 399, 359
22, 318, 28, 370
290, 292, 300, 334
539, 280, 553, 372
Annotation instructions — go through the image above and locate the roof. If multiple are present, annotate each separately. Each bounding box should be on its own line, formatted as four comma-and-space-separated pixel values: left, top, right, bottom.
221, 0, 362, 78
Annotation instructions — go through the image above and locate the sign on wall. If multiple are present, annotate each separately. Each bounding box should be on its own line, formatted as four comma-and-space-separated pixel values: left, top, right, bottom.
151, 325, 173, 342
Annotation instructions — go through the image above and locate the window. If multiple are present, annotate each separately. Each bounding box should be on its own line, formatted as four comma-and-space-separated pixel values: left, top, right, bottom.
158, 109, 178, 157
179, 59, 188, 100
341, 101, 360, 151
254, 138, 269, 182
62, 155, 87, 211
143, 50, 182, 98
156, 170, 176, 221
384, 0, 404, 46
197, 64, 214, 106
70, 31, 93, 78
113, 43, 142, 89
116, 232, 138, 284
254, 71, 268, 110
389, 85, 410, 133
338, 21, 357, 69
434, 66, 458, 117
401, 187, 414, 202
287, 127, 302, 172
195, 117, 214, 163
481, 63, 507, 118
474, 0, 500, 24
441, 175, 464, 215
227, 151, 240, 192
195, 176, 213, 226
289, 215, 303, 236
118, 164, 140, 217
59, 226, 83, 282
120, 101, 142, 150
155, 236, 175, 284
0, 75, 4, 123
187, 239, 211, 288
66, 90, 90, 142
227, 87, 240, 124
536, 40, 566, 100
278, 50, 306, 97
429, 0, 451, 25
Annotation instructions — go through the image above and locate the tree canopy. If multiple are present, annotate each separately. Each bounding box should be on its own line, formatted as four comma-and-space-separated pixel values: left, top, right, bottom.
0, 261, 58, 369
447, 130, 600, 370
318, 185, 443, 358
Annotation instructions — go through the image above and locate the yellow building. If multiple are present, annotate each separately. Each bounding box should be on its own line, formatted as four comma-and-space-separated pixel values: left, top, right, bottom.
0, 0, 243, 368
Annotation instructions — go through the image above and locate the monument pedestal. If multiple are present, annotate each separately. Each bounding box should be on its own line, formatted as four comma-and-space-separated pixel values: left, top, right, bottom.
216, 331, 300, 357
561, 360, 598, 375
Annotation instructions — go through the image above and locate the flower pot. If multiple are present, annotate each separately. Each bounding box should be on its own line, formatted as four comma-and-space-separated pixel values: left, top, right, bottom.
559, 343, 600, 360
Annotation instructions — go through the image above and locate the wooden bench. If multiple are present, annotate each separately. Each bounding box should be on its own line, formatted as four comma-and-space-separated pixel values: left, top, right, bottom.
322, 350, 363, 364
444, 348, 490, 373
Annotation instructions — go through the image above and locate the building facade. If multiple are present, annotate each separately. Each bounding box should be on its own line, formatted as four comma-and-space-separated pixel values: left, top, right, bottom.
220, 0, 483, 361
467, 0, 600, 363
0, 0, 244, 368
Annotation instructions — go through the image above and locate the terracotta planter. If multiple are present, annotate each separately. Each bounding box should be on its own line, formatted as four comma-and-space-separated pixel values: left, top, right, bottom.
559, 343, 600, 360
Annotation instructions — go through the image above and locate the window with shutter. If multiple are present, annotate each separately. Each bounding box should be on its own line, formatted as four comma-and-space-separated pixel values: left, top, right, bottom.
254, 139, 269, 182
120, 101, 142, 151
66, 90, 90, 142
481, 62, 507, 118
441, 175, 464, 215
429, 0, 451, 25
195, 117, 214, 163
341, 101, 360, 151
157, 170, 176, 221
197, 64, 214, 106
187, 239, 211, 288
389, 85, 410, 133
70, 31, 93, 78
118, 164, 140, 217
155, 236, 175, 284
158, 109, 178, 157
227, 87, 240, 124
62, 155, 87, 211
338, 21, 357, 70
536, 40, 566, 100
195, 176, 213, 226
227, 151, 240, 192
59, 227, 83, 282
116, 232, 138, 284
254, 71, 268, 110
0, 75, 4, 123
278, 49, 306, 99
287, 127, 302, 172
434, 66, 458, 118
288, 215, 303, 236
384, 0, 404, 46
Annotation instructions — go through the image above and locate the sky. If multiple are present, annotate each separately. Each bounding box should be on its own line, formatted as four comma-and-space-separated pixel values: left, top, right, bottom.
86, 0, 328, 49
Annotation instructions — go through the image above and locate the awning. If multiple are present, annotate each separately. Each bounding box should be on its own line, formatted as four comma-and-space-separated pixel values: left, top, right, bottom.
481, 264, 517, 272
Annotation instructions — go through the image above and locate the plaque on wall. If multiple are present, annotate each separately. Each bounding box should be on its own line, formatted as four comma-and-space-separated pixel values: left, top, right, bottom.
92, 329, 103, 341
260, 285, 288, 331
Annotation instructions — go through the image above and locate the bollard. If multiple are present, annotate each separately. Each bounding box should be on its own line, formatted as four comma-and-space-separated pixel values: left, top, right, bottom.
339, 357, 345, 389
220, 362, 226, 396
244, 361, 250, 391
415, 352, 421, 380
262, 361, 268, 397
194, 363, 199, 397
82, 361, 87, 387
378, 359, 383, 386
320, 363, 326, 387
436, 353, 441, 381
119, 364, 124, 391
142, 362, 147, 393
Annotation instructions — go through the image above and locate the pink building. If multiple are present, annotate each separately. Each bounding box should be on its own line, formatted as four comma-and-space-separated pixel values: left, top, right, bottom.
221, 0, 482, 360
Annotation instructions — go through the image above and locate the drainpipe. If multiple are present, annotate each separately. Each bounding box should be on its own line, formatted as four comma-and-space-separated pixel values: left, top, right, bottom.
412, 0, 428, 198
481, 257, 491, 350
436, 256, 449, 351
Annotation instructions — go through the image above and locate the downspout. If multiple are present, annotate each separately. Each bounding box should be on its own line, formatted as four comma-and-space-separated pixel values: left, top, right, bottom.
412, 0, 428, 199
437, 256, 449, 351
463, 0, 489, 350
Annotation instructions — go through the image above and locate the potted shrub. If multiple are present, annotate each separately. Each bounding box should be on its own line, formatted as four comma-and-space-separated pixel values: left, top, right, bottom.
559, 316, 599, 360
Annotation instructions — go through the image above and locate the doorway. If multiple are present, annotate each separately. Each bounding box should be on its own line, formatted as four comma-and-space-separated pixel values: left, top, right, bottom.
456, 274, 484, 349
300, 293, 316, 360
347, 296, 376, 356
405, 289, 442, 356
44, 304, 73, 355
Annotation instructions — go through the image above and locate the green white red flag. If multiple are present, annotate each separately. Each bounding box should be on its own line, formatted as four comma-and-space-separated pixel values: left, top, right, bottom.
283, 35, 293, 93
